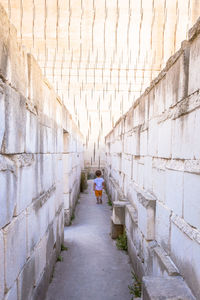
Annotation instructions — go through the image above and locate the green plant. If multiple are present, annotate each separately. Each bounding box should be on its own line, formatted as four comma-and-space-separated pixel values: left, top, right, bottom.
116, 231, 128, 251
57, 255, 63, 262
61, 244, 68, 251
128, 271, 142, 299
71, 212, 75, 221
107, 198, 112, 207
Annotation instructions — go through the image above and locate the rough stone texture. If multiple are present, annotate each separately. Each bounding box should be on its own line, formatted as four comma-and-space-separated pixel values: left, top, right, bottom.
112, 201, 129, 225
153, 245, 180, 277
0, 231, 4, 300
0, 6, 84, 300
142, 276, 196, 300
105, 17, 200, 299
3, 212, 27, 290
110, 218, 124, 239
1, 0, 200, 172
4, 281, 17, 300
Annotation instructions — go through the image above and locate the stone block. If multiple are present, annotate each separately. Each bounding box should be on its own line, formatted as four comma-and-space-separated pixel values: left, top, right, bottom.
63, 175, 70, 194
18, 255, 35, 300
148, 118, 158, 157
63, 153, 72, 174
25, 111, 38, 153
0, 84, 5, 150
39, 154, 55, 192
165, 169, 183, 216
165, 54, 187, 109
4, 281, 17, 300
0, 5, 10, 78
0, 168, 16, 228
193, 108, 200, 159
27, 197, 50, 256
152, 167, 165, 203
56, 127, 63, 153
144, 157, 152, 190
172, 110, 197, 159
138, 163, 144, 188
140, 130, 148, 156
155, 201, 171, 253
15, 156, 36, 215
0, 7, 27, 95
0, 231, 4, 300
142, 276, 195, 300
171, 217, 200, 299
132, 159, 138, 183
27, 54, 44, 108
127, 182, 139, 209
114, 139, 123, 154
3, 85, 26, 154
183, 172, 200, 229
34, 235, 47, 286
154, 78, 166, 115
110, 217, 124, 239
127, 235, 145, 280
112, 201, 129, 225
153, 245, 180, 277
4, 212, 27, 289
188, 34, 200, 95
137, 191, 156, 240
39, 125, 49, 154
157, 119, 172, 158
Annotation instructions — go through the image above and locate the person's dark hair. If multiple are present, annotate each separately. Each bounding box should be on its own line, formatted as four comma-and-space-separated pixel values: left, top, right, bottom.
95, 170, 101, 177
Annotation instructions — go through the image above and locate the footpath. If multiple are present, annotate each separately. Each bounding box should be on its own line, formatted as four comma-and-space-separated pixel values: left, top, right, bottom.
46, 180, 132, 300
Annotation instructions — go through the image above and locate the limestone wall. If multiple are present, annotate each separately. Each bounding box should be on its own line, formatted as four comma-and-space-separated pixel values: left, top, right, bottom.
1, 0, 200, 172
0, 5, 83, 300
105, 18, 200, 299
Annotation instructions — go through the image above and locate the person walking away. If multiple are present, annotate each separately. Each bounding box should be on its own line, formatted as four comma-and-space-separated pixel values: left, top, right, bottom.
93, 170, 105, 204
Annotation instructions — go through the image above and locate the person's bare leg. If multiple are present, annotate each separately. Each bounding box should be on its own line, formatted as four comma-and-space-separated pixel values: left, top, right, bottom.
96, 196, 99, 204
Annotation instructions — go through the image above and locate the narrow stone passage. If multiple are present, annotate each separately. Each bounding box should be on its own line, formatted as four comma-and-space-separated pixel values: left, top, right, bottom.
46, 180, 132, 300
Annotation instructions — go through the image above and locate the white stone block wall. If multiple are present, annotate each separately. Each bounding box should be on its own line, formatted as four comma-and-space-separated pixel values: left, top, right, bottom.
0, 5, 84, 300
105, 20, 200, 299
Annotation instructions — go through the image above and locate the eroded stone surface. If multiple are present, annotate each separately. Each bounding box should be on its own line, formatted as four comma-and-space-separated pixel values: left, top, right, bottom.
142, 276, 196, 300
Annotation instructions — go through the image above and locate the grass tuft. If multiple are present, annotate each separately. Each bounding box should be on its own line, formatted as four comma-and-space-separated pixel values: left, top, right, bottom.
116, 231, 128, 251
128, 271, 142, 299
61, 244, 68, 251
57, 255, 63, 262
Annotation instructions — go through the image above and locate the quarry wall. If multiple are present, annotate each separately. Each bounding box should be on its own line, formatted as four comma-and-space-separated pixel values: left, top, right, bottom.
0, 5, 83, 300
105, 18, 200, 299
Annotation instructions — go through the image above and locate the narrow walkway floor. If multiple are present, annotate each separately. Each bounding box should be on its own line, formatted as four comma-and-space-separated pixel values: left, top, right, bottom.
46, 180, 133, 300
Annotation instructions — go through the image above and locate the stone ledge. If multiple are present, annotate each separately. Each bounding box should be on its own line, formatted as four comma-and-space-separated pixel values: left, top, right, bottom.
188, 16, 200, 41
153, 245, 180, 276
112, 201, 129, 225
132, 182, 156, 209
171, 213, 200, 245
126, 204, 138, 225
33, 185, 56, 210
142, 276, 196, 300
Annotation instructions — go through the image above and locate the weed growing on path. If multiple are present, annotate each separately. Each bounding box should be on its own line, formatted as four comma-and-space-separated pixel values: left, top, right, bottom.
71, 213, 75, 221
61, 244, 68, 251
57, 255, 63, 262
128, 271, 142, 299
107, 198, 112, 207
116, 231, 128, 251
